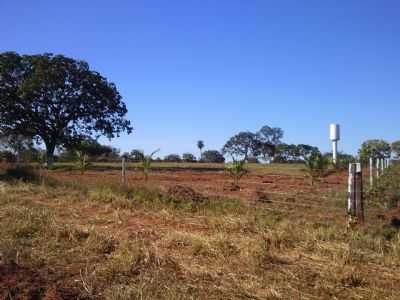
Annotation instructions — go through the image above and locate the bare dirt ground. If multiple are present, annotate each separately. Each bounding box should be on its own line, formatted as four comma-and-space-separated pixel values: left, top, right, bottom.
51, 167, 347, 202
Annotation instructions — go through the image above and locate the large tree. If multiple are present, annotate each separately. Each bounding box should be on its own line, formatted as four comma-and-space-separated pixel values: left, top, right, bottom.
358, 139, 391, 164
222, 131, 259, 161
256, 126, 283, 162
0, 52, 132, 167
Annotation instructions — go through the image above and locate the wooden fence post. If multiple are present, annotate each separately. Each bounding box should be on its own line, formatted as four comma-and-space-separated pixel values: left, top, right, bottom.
348, 163, 364, 225
121, 157, 126, 184
355, 163, 364, 223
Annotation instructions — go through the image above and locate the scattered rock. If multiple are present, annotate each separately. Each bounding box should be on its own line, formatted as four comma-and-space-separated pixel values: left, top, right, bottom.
167, 185, 205, 203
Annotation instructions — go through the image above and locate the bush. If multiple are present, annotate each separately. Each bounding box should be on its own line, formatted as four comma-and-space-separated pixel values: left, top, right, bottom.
303, 150, 330, 185
201, 150, 225, 163
164, 154, 182, 162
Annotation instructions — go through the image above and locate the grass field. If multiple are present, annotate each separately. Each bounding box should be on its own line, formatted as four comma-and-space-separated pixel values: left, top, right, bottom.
0, 162, 399, 299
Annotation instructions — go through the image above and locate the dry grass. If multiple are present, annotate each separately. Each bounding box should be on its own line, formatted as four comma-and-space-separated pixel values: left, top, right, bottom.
0, 165, 399, 299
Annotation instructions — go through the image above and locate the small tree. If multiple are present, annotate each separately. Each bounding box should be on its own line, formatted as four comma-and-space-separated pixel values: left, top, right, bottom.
303, 150, 330, 185
140, 149, 160, 182
197, 140, 204, 159
75, 150, 90, 174
226, 159, 247, 189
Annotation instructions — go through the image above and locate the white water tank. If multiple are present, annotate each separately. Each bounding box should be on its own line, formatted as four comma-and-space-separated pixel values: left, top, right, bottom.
329, 124, 340, 164
330, 124, 340, 141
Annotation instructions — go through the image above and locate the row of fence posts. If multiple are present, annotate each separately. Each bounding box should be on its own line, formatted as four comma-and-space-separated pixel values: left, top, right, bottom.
369, 157, 391, 187
348, 157, 391, 225
121, 155, 390, 224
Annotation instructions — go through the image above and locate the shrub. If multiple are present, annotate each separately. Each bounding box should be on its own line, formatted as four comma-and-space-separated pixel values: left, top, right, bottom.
75, 150, 90, 174
226, 160, 247, 189
303, 150, 330, 185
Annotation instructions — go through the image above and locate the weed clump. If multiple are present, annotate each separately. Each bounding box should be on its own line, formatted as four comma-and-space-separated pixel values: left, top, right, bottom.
167, 185, 205, 204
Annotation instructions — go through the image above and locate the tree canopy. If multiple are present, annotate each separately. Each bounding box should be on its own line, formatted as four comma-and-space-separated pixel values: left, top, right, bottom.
222, 126, 284, 162
391, 140, 400, 159
358, 139, 391, 163
222, 131, 260, 161
0, 52, 132, 167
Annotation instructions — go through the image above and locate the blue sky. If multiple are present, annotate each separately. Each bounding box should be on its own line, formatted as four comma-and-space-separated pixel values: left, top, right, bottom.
1, 1, 399, 157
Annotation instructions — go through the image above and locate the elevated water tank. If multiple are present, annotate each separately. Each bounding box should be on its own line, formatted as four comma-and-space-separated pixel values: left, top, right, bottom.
330, 124, 340, 141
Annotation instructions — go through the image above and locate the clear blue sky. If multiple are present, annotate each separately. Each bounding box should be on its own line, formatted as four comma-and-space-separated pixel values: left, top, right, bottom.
1, 1, 399, 157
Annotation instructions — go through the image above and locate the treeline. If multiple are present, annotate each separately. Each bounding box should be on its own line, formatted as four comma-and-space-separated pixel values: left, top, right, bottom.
1, 127, 399, 166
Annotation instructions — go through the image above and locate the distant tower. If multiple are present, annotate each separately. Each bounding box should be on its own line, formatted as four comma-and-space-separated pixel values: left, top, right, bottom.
330, 124, 340, 164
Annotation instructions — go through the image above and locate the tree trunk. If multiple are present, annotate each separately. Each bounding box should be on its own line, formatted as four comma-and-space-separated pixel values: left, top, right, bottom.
45, 143, 56, 169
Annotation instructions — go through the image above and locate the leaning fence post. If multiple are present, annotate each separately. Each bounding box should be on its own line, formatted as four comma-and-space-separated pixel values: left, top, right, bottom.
369, 157, 373, 187
121, 157, 126, 184
348, 163, 364, 225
